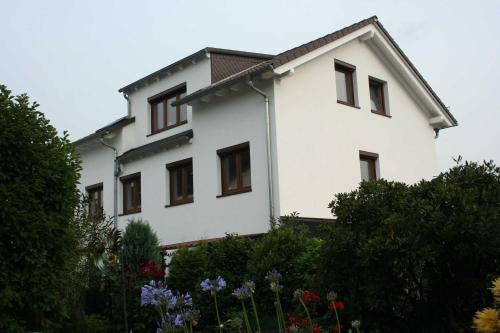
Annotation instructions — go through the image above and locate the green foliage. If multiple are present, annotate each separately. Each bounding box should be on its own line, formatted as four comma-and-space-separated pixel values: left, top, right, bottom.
248, 219, 322, 312
121, 219, 162, 273
317, 160, 500, 333
168, 234, 254, 330
0, 85, 81, 332
167, 225, 322, 331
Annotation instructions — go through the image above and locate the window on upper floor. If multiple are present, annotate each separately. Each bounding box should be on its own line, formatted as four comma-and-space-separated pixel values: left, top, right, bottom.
86, 183, 103, 217
369, 77, 388, 116
121, 172, 141, 214
166, 158, 194, 206
359, 151, 379, 181
335, 60, 357, 107
149, 85, 187, 134
217, 142, 251, 197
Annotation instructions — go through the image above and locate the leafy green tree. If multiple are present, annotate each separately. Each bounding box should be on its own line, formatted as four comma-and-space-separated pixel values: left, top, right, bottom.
317, 161, 500, 333
0, 85, 81, 332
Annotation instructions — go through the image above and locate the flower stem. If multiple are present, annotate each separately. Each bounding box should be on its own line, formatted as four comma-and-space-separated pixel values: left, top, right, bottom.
241, 300, 252, 333
275, 291, 287, 333
332, 303, 341, 333
274, 297, 284, 333
250, 295, 262, 333
355, 328, 360, 333
298, 297, 312, 330
214, 293, 223, 333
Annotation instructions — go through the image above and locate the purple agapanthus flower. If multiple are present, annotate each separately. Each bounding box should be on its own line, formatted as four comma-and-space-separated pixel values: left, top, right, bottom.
184, 309, 201, 323
232, 286, 250, 300
244, 280, 256, 294
265, 269, 283, 292
176, 292, 193, 308
141, 280, 177, 308
200, 276, 226, 295
326, 290, 338, 301
174, 313, 184, 327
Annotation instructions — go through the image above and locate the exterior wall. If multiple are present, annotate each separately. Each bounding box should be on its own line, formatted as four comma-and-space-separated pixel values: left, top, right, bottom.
273, 38, 438, 218
78, 141, 116, 216
114, 86, 272, 245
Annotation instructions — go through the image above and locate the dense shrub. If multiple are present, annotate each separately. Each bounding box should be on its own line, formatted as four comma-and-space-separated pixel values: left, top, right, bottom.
317, 161, 500, 333
167, 223, 322, 331
0, 85, 81, 332
247, 219, 322, 313
168, 234, 254, 329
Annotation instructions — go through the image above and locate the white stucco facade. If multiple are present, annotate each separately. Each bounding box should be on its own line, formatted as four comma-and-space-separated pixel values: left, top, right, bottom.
273, 37, 438, 218
75, 18, 456, 245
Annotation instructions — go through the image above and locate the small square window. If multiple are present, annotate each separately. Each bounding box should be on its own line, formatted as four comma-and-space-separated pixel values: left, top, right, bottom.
121, 173, 141, 214
335, 61, 356, 106
359, 152, 378, 181
166, 158, 194, 206
369, 78, 386, 115
86, 183, 103, 217
217, 142, 252, 196
150, 85, 187, 134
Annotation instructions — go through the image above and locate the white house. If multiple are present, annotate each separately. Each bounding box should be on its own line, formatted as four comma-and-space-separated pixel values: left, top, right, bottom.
75, 16, 457, 247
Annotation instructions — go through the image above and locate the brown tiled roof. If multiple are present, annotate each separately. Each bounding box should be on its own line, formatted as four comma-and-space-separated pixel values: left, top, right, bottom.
175, 16, 457, 125
211, 52, 272, 83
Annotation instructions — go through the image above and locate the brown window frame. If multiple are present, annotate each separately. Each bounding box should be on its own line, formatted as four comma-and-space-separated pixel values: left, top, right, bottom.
369, 77, 387, 115
217, 142, 252, 197
335, 60, 356, 107
359, 151, 379, 181
166, 158, 194, 206
149, 83, 187, 135
86, 183, 103, 217
120, 172, 141, 215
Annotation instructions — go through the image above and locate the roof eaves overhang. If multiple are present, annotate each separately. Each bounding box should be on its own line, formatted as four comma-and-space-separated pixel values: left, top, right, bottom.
117, 129, 193, 163
172, 62, 274, 107
73, 116, 135, 147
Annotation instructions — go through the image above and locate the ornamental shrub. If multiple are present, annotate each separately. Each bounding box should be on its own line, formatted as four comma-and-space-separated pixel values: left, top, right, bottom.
0, 85, 81, 332
168, 234, 254, 330
317, 160, 500, 333
121, 218, 162, 274
247, 218, 322, 314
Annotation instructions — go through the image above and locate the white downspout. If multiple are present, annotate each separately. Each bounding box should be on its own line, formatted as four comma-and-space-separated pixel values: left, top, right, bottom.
248, 81, 275, 221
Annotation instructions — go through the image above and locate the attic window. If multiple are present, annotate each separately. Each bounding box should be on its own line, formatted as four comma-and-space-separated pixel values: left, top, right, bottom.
150, 85, 187, 134
335, 60, 356, 107
369, 77, 387, 115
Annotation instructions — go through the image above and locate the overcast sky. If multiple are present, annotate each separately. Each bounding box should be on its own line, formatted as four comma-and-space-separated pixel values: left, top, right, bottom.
1, 0, 499, 171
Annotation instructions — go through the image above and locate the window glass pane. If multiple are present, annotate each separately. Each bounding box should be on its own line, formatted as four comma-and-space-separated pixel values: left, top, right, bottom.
187, 165, 193, 197
89, 191, 97, 214
126, 182, 133, 210
136, 180, 141, 208
172, 169, 183, 199
155, 101, 164, 129
335, 70, 348, 102
241, 149, 251, 187
167, 96, 177, 126
179, 92, 187, 122
370, 83, 383, 112
223, 154, 237, 190
360, 159, 375, 181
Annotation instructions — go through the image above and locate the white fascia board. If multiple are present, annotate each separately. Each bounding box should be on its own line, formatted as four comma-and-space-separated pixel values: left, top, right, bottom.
273, 23, 454, 128
369, 26, 454, 128
273, 25, 374, 75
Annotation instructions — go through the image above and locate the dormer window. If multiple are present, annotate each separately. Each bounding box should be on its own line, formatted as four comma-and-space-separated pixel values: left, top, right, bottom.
150, 84, 187, 134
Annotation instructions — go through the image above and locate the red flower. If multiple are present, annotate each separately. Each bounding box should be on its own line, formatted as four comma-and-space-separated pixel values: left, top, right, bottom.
312, 325, 321, 333
301, 290, 321, 303
329, 300, 345, 311
300, 318, 309, 328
